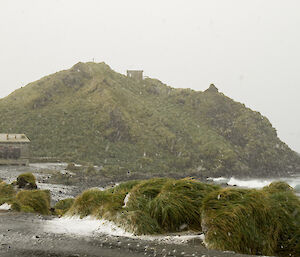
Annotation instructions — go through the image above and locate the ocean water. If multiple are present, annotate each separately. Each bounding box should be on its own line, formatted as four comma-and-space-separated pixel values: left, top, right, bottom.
207, 175, 300, 196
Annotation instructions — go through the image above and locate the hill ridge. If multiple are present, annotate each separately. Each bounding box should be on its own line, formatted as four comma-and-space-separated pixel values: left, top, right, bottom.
0, 62, 299, 177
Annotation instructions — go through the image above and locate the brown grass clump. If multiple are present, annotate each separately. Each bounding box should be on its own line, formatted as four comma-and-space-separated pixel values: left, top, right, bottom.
148, 178, 218, 232
67, 188, 125, 219
0, 182, 16, 205
68, 178, 219, 235
54, 198, 74, 216
201, 182, 300, 256
66, 177, 300, 256
17, 172, 37, 189
201, 188, 280, 255
15, 190, 51, 215
263, 182, 300, 256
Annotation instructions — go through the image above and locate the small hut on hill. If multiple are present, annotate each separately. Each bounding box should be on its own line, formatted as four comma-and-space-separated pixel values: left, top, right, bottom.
127, 70, 144, 81
0, 134, 30, 165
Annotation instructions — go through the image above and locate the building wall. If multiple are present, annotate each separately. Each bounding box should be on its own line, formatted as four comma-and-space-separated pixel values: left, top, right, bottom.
127, 70, 143, 81
0, 142, 30, 164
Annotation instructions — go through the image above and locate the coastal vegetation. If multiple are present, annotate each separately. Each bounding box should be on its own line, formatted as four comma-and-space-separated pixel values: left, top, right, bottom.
0, 173, 300, 256
67, 177, 219, 234
0, 181, 15, 205
0, 173, 49, 214
16, 172, 37, 189
0, 62, 299, 177
14, 189, 51, 215
53, 198, 75, 215
66, 178, 300, 256
201, 183, 300, 255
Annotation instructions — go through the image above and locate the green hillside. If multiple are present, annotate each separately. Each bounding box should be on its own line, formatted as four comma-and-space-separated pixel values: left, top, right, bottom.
1, 62, 299, 177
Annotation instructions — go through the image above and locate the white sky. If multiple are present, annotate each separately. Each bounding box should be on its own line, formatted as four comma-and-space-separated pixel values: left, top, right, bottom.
0, 0, 299, 152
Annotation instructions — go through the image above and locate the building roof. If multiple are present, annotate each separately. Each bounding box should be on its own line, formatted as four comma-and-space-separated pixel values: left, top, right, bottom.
0, 134, 30, 143
127, 70, 143, 72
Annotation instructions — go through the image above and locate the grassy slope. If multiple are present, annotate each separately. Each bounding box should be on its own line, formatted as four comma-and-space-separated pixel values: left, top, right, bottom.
0, 62, 299, 177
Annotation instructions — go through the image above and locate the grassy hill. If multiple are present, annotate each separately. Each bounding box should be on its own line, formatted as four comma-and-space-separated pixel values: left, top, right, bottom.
1, 62, 299, 177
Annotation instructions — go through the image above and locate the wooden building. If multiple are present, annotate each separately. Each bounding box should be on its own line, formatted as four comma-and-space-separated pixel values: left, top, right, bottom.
0, 134, 30, 165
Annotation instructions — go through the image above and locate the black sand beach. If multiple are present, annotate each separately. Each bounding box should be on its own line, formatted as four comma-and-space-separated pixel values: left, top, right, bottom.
0, 211, 260, 257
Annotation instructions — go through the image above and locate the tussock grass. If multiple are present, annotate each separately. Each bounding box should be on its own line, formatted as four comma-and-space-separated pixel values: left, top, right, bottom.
68, 189, 110, 217
201, 182, 300, 256
125, 178, 169, 211
0, 182, 16, 205
67, 188, 125, 219
263, 181, 294, 193
54, 198, 74, 215
263, 182, 300, 256
15, 190, 51, 215
121, 210, 162, 235
201, 188, 280, 255
148, 178, 219, 231
17, 172, 37, 189
1, 173, 54, 216
68, 178, 219, 235
289, 229, 300, 256
108, 180, 141, 194
66, 177, 300, 255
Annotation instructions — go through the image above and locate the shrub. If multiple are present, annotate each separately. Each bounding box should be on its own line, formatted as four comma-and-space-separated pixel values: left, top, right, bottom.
17, 172, 37, 189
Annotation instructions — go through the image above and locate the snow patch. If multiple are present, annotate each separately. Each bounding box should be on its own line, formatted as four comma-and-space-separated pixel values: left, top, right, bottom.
44, 216, 206, 244
44, 216, 133, 237
140, 234, 205, 244
0, 203, 11, 210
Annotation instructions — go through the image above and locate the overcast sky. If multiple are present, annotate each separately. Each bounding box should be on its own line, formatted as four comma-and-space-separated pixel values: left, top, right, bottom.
0, 0, 299, 152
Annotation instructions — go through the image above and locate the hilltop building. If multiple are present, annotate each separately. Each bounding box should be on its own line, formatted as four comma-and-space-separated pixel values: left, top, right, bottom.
127, 70, 143, 81
0, 134, 30, 165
